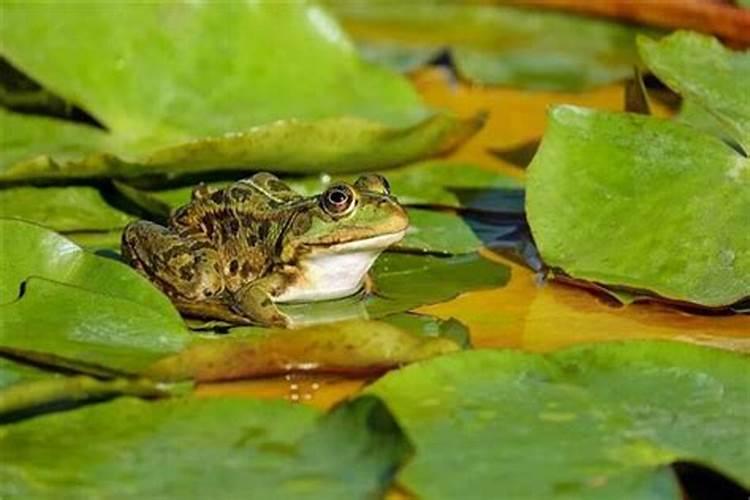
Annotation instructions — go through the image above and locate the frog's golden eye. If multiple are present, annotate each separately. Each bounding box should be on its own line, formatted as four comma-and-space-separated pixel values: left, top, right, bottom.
354, 174, 391, 195
322, 184, 356, 217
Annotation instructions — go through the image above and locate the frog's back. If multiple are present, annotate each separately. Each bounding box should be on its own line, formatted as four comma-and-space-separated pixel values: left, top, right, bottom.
169, 173, 308, 291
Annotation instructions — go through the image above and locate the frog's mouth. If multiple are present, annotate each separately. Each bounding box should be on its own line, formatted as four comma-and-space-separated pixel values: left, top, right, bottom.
304, 229, 407, 252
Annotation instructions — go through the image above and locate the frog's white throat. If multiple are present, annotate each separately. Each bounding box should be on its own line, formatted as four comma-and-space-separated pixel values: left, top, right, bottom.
274, 231, 405, 304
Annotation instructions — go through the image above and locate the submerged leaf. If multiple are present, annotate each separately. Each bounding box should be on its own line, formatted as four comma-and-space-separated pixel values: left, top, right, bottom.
527, 106, 749, 307
366, 341, 750, 498
0, 395, 411, 499
330, 2, 648, 91
638, 31, 750, 151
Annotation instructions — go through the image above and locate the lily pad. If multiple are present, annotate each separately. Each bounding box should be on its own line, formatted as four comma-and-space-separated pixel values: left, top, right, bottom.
329, 2, 648, 91
0, 111, 482, 183
0, 373, 168, 424
149, 316, 464, 382
366, 341, 750, 498
638, 31, 750, 152
0, 395, 411, 499
0, 218, 181, 316
527, 106, 749, 308
0, 3, 483, 181
0, 357, 50, 390
0, 185, 133, 232
0, 2, 423, 132
367, 252, 511, 317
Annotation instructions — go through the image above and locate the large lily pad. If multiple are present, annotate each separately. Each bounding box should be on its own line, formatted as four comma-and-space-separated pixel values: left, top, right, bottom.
0, 3, 482, 180
527, 106, 749, 307
0, 395, 411, 499
366, 341, 750, 498
638, 31, 750, 152
0, 111, 482, 182
329, 2, 648, 91
0, 185, 133, 232
0, 218, 181, 316
0, 2, 422, 132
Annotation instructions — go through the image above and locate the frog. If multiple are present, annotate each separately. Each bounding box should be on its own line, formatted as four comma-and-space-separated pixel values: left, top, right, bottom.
121, 172, 408, 327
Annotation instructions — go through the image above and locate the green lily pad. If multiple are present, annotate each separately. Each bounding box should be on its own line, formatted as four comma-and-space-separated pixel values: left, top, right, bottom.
366, 341, 750, 498
0, 185, 133, 232
0, 395, 411, 499
638, 31, 750, 152
149, 315, 464, 382
0, 3, 483, 181
0, 111, 482, 182
0, 373, 169, 424
329, 2, 649, 91
0, 357, 51, 390
0, 278, 190, 374
400, 209, 483, 254
367, 252, 510, 317
527, 105, 749, 307
0, 2, 422, 132
0, 218, 181, 316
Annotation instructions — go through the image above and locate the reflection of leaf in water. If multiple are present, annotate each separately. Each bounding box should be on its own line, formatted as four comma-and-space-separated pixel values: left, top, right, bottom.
0, 395, 412, 499
365, 341, 750, 499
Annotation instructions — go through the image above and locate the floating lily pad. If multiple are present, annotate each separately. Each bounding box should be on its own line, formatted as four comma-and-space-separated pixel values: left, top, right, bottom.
527, 106, 749, 308
0, 395, 411, 499
367, 252, 511, 317
149, 316, 464, 382
329, 2, 648, 91
0, 218, 181, 316
0, 3, 482, 181
0, 2, 423, 132
0, 185, 133, 231
366, 341, 750, 498
0, 373, 168, 424
0, 111, 482, 183
638, 31, 750, 152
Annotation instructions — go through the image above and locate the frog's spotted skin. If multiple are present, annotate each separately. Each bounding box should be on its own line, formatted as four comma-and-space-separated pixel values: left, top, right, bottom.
121, 172, 408, 327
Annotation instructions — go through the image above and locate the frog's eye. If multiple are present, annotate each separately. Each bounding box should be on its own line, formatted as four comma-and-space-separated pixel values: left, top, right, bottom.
322, 184, 356, 217
354, 174, 391, 195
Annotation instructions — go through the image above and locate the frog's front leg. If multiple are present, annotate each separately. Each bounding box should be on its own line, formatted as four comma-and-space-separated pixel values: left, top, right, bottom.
121, 220, 225, 302
230, 273, 292, 327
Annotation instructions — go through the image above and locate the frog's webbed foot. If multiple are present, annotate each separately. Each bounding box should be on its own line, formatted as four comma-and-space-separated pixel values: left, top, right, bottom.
121, 221, 224, 301
231, 275, 291, 328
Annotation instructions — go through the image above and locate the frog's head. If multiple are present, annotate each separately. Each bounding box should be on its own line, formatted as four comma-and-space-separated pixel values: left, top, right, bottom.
291, 174, 408, 250
275, 174, 408, 303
